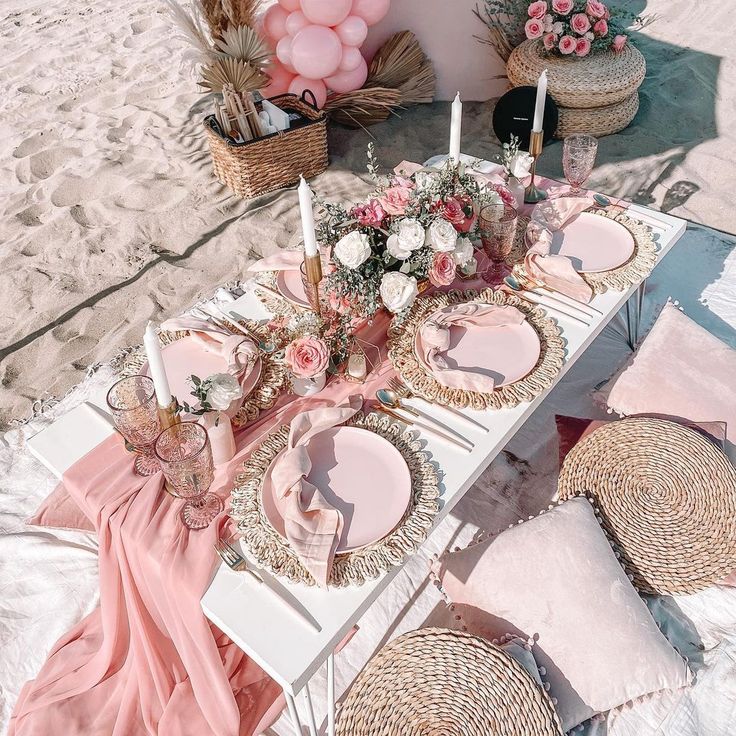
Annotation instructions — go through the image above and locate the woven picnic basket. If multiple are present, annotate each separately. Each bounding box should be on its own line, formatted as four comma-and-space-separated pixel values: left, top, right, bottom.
203, 91, 328, 198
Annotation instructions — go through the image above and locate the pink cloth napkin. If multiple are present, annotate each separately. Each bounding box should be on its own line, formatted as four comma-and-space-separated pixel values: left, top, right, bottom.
247, 250, 304, 273
269, 396, 363, 587
417, 303, 526, 393
524, 196, 594, 302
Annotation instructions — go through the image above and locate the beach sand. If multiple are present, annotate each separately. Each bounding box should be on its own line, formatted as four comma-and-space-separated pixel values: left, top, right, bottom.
1, 0, 734, 426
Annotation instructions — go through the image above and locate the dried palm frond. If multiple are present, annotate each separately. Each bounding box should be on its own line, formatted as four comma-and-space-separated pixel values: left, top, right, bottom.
165, 0, 218, 67
215, 24, 271, 67
200, 57, 269, 94
397, 60, 435, 105
325, 87, 402, 129
367, 31, 426, 89
221, 0, 262, 30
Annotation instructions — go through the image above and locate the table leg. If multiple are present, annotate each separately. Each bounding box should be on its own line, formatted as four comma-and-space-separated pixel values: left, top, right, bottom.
302, 684, 318, 736
625, 280, 647, 350
327, 653, 336, 736
284, 689, 304, 736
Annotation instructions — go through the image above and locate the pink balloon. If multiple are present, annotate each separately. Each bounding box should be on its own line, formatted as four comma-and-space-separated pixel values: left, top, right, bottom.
339, 45, 363, 72
291, 25, 343, 79
350, 0, 390, 26
335, 15, 368, 46
261, 60, 295, 98
278, 0, 301, 10
262, 4, 289, 40
301, 0, 352, 27
288, 76, 327, 109
285, 10, 309, 37
276, 35, 293, 67
325, 56, 367, 94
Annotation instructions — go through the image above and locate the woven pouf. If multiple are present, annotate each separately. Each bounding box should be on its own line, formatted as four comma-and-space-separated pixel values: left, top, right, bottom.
558, 417, 736, 595
336, 628, 563, 736
506, 39, 646, 137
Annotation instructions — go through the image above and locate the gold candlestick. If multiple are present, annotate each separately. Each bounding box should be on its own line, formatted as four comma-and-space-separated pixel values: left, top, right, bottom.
158, 399, 181, 431
524, 129, 548, 204
303, 252, 323, 315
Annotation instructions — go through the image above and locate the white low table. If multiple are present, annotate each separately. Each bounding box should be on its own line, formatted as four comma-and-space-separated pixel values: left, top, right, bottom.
201, 201, 686, 735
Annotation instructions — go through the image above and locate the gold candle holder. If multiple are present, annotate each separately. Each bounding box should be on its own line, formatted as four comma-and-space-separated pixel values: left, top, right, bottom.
158, 399, 181, 431
303, 252, 323, 316
524, 129, 548, 204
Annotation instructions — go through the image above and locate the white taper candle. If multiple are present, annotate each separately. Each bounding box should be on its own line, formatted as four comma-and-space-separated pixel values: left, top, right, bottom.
143, 321, 172, 408
298, 175, 318, 257
532, 69, 548, 133
449, 92, 462, 163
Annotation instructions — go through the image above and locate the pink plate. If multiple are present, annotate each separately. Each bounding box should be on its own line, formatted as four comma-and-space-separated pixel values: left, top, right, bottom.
261, 426, 412, 553
414, 304, 541, 389
141, 336, 261, 414
550, 211, 635, 273
277, 269, 310, 307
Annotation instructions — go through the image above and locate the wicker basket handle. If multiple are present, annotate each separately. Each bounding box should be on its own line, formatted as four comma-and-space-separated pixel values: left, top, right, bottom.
301, 89, 319, 111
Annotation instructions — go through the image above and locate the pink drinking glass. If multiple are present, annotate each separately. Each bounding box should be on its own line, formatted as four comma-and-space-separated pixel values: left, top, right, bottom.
479, 203, 518, 284
154, 422, 222, 530
106, 376, 161, 476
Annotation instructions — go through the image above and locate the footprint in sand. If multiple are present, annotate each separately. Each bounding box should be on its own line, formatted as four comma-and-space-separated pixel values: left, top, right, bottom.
13, 132, 60, 159
50, 172, 129, 207
20, 147, 81, 181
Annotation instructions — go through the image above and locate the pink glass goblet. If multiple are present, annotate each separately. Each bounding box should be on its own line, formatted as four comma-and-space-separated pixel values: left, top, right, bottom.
106, 376, 162, 476
154, 421, 221, 530
479, 203, 518, 284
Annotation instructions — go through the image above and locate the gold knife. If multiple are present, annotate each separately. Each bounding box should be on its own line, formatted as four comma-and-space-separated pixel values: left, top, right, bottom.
375, 406, 473, 453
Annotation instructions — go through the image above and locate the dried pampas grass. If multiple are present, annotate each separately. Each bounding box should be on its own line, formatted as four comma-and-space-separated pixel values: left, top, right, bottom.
200, 57, 268, 94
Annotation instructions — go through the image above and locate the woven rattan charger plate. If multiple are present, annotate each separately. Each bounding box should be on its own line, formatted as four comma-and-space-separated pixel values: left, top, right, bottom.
117, 321, 286, 429
558, 417, 736, 595
336, 628, 563, 736
387, 288, 565, 411
229, 411, 440, 587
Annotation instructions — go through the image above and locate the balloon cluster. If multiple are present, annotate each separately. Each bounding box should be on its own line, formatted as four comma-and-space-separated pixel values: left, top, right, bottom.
260, 0, 391, 108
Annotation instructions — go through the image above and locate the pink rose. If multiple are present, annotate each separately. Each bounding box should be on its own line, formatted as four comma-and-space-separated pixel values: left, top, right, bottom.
352, 198, 386, 227
586, 0, 607, 18
571, 12, 591, 34
436, 195, 476, 232
379, 185, 412, 216
524, 18, 544, 39
612, 34, 627, 52
428, 251, 457, 287
543, 32, 558, 50
558, 35, 577, 54
284, 336, 329, 378
390, 175, 416, 190
551, 0, 573, 14
593, 18, 608, 36
489, 184, 516, 207
527, 1, 547, 19
575, 37, 591, 56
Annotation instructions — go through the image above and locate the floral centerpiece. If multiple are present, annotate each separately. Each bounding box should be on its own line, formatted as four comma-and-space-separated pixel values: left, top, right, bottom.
315, 145, 511, 319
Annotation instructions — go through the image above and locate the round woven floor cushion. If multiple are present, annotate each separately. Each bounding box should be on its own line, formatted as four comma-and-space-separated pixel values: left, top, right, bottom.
507, 39, 646, 109
555, 92, 639, 138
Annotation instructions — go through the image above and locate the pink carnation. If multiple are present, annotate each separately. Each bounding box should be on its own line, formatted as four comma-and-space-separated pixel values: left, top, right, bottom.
593, 18, 608, 36
571, 12, 591, 34
612, 34, 627, 52
575, 37, 591, 57
428, 251, 457, 287
543, 32, 558, 50
351, 199, 386, 227
558, 35, 577, 54
284, 336, 329, 378
379, 185, 412, 216
551, 0, 573, 14
525, 18, 544, 39
527, 0, 548, 19
586, 0, 607, 18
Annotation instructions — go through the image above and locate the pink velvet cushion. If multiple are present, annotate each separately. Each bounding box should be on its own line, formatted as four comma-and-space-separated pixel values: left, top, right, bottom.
598, 302, 736, 462
432, 497, 691, 731
27, 482, 95, 532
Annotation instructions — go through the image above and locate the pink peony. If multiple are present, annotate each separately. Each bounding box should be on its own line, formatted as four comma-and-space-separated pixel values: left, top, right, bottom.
352, 198, 386, 227
284, 336, 329, 378
586, 0, 607, 18
551, 0, 573, 14
575, 37, 591, 56
379, 185, 412, 216
571, 12, 591, 34
558, 35, 577, 54
543, 32, 558, 50
612, 34, 627, 52
593, 18, 608, 36
524, 18, 544, 39
428, 251, 457, 287
527, 1, 548, 19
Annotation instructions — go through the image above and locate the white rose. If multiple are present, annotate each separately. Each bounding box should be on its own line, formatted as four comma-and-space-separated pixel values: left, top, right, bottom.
426, 218, 458, 252
552, 21, 563, 34
452, 237, 474, 267
508, 151, 534, 180
380, 271, 418, 313
414, 171, 437, 191
386, 218, 425, 260
206, 373, 243, 411
334, 230, 371, 269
